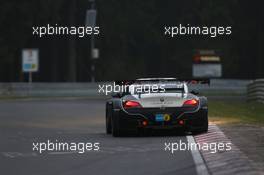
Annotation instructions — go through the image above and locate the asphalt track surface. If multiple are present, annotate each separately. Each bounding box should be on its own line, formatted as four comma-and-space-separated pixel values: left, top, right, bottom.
0, 99, 199, 175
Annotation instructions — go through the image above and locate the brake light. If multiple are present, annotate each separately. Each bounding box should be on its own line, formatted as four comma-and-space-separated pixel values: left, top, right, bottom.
123, 100, 142, 109
179, 120, 185, 125
142, 120, 148, 126
183, 99, 198, 106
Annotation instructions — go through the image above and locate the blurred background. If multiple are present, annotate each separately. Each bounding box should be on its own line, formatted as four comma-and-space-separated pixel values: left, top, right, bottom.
0, 0, 263, 82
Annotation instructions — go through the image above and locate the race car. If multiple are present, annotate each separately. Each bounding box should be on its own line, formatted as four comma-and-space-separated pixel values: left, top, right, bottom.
105, 78, 209, 137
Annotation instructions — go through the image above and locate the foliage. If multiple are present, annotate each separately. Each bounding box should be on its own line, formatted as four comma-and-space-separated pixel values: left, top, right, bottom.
0, 0, 263, 81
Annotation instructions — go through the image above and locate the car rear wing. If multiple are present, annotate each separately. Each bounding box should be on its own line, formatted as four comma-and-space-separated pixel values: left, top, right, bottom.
177, 78, 210, 85
115, 78, 210, 86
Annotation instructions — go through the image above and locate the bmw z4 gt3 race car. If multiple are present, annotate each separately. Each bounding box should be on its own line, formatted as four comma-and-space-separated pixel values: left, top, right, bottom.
105, 78, 209, 137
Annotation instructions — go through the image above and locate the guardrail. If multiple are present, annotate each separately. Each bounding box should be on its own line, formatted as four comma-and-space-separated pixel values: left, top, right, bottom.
0, 83, 104, 98
247, 79, 264, 103
0, 79, 252, 100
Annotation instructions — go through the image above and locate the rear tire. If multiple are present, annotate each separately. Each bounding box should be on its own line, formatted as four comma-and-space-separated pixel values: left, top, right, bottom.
106, 105, 112, 134
106, 116, 112, 134
200, 116, 208, 133
192, 115, 208, 134
111, 111, 122, 137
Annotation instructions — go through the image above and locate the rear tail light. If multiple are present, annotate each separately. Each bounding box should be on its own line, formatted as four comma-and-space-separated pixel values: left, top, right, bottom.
183, 99, 199, 107
123, 100, 142, 109
142, 120, 148, 126
179, 120, 185, 125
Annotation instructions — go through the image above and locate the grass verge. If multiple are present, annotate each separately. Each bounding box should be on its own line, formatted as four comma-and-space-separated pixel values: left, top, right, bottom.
209, 100, 264, 125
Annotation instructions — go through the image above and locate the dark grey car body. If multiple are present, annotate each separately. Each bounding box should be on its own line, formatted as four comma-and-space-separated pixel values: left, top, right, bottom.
105, 78, 208, 137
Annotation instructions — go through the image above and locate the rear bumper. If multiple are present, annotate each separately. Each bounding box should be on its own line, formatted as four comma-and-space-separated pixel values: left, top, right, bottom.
116, 107, 208, 131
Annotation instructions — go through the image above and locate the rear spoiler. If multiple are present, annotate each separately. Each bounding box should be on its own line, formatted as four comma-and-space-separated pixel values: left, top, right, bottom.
176, 78, 210, 85
115, 78, 210, 86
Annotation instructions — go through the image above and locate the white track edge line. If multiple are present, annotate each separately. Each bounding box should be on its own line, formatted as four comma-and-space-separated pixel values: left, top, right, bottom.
187, 135, 210, 175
